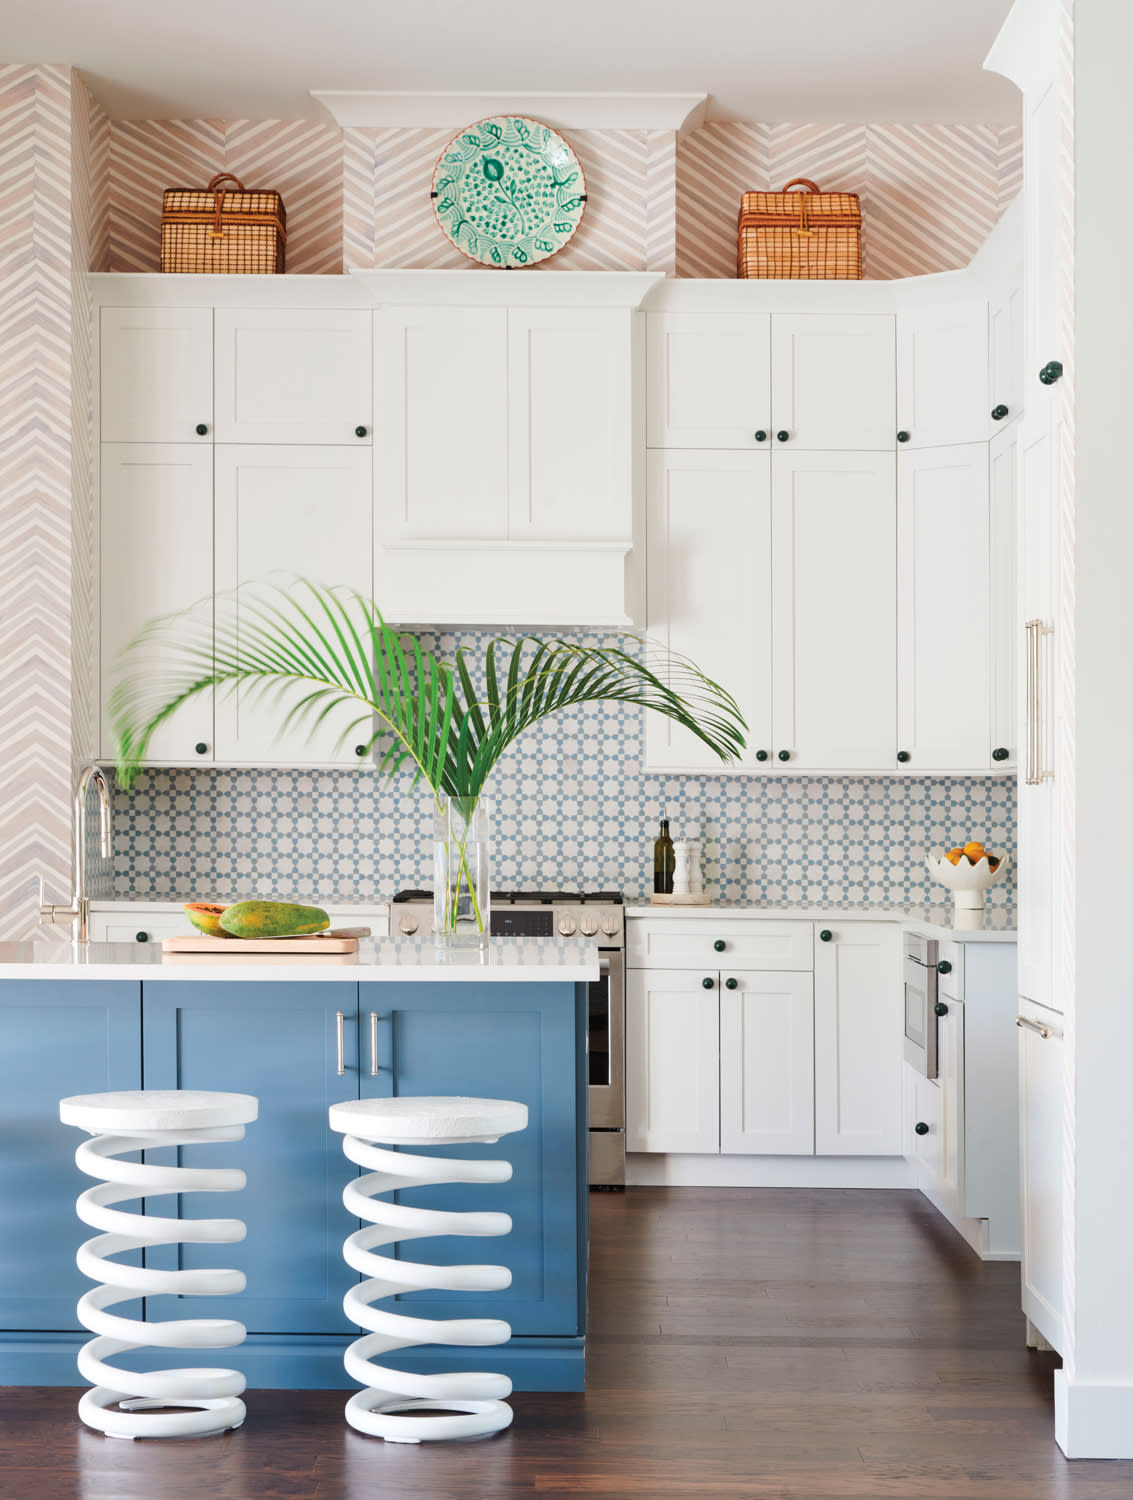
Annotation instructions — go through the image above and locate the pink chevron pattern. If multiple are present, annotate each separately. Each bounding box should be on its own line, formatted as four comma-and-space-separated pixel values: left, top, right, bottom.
643, 131, 677, 274
105, 119, 343, 273
0, 64, 75, 939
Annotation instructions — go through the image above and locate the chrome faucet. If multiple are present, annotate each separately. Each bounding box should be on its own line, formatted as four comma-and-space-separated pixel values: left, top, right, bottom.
39, 763, 113, 942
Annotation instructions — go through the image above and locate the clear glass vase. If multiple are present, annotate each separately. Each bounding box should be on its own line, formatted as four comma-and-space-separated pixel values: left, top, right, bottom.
433, 795, 490, 947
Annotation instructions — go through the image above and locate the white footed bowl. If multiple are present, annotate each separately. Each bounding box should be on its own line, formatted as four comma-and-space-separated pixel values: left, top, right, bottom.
926, 849, 1010, 911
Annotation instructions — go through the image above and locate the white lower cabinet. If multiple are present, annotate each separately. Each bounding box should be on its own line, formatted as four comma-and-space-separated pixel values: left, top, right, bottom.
625, 968, 719, 1153
1018, 997, 1064, 1351
814, 923, 901, 1155
719, 972, 814, 1155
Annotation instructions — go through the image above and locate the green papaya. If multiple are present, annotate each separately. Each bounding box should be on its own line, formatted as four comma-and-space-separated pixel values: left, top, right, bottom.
218, 900, 330, 939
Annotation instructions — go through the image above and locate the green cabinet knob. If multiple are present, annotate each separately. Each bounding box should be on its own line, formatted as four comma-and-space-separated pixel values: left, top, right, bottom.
754, 430, 768, 443
725, 977, 738, 990
934, 1001, 949, 1017
194, 742, 208, 755
778, 749, 790, 762
755, 749, 769, 762
1038, 360, 1063, 385
702, 976, 715, 989
937, 960, 952, 975
354, 425, 368, 437
991, 404, 1009, 420
897, 750, 911, 764
992, 747, 1010, 762
819, 929, 832, 943
135, 931, 149, 943
776, 430, 790, 443
354, 744, 367, 758
897, 430, 910, 443
914, 1121, 930, 1136
713, 939, 726, 952
195, 423, 209, 436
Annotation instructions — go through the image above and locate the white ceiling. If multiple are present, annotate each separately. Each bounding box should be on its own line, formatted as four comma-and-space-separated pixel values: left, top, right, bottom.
7, 0, 1020, 125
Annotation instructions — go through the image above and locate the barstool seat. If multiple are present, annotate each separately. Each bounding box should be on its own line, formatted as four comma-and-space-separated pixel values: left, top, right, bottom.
329, 1094, 528, 1443
61, 1089, 258, 1133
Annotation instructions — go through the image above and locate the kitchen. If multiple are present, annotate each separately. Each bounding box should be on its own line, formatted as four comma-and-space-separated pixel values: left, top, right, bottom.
1, 0, 1131, 1491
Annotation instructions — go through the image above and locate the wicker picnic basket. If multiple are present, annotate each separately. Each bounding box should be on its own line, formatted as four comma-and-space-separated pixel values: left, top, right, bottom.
161, 173, 286, 274
738, 178, 861, 280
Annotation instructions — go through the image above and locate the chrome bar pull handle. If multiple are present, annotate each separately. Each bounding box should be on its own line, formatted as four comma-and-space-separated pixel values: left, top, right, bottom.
1024, 618, 1054, 786
336, 1011, 345, 1076
369, 1011, 379, 1076
1016, 1014, 1063, 1041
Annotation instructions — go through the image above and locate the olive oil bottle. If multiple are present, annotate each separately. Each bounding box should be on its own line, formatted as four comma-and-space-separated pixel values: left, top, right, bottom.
653, 815, 675, 895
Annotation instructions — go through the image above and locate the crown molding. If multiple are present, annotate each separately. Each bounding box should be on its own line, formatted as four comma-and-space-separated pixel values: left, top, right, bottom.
309, 90, 708, 136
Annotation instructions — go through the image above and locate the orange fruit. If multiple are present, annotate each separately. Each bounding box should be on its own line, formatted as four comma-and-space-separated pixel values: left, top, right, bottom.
946, 849, 963, 866
963, 841, 986, 861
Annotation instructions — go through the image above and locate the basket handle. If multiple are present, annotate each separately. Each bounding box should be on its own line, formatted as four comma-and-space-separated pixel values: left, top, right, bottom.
781, 179, 820, 237
206, 173, 247, 238
781, 178, 820, 194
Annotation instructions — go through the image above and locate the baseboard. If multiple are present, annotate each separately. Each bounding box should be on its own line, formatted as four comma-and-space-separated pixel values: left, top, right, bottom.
916, 1180, 1021, 1263
1055, 1372, 1133, 1458
0, 1332, 585, 1392
626, 1154, 916, 1188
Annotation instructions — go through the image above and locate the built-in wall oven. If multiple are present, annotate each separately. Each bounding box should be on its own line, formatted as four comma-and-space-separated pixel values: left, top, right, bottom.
904, 932, 941, 1078
390, 890, 626, 1188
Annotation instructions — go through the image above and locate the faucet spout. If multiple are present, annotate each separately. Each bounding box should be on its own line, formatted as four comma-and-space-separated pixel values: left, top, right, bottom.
71, 763, 113, 941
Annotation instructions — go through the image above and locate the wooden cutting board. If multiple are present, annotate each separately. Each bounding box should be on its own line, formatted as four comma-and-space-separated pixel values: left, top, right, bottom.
162, 928, 367, 955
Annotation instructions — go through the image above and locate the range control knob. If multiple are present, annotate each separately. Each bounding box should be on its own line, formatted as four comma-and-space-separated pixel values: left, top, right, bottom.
398, 914, 419, 935
580, 915, 599, 937
600, 914, 620, 937
558, 915, 577, 937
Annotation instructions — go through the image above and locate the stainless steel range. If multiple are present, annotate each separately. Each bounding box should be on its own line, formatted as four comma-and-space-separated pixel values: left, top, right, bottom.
390, 889, 626, 1189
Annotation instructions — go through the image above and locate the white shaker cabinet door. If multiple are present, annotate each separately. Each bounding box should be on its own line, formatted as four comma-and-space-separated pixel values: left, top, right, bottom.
100, 444, 214, 762
626, 969, 719, 1154
100, 307, 213, 444
1018, 998, 1064, 1352
213, 445, 373, 765
646, 312, 771, 449
507, 307, 632, 541
897, 300, 990, 448
644, 450, 772, 770
376, 306, 509, 541
771, 314, 895, 450
896, 444, 991, 772
214, 308, 372, 446
989, 280, 1024, 429
814, 924, 901, 1156
719, 971, 814, 1155
770, 451, 896, 771
988, 423, 1018, 768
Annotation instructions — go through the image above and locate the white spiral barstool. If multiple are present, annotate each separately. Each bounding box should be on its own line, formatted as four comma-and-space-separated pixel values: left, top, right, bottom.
328, 1095, 528, 1443
59, 1088, 258, 1440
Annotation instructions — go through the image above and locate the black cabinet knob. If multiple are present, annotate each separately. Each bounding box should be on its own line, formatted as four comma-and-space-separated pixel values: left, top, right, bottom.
819, 929, 832, 943
194, 742, 208, 755
713, 939, 726, 952
354, 425, 368, 437
354, 744, 367, 758
897, 430, 910, 443
937, 960, 952, 975
755, 749, 769, 762
725, 977, 738, 990
702, 976, 715, 990
897, 750, 911, 764
776, 430, 790, 443
914, 1121, 930, 1136
754, 430, 768, 443
992, 747, 1010, 762
1039, 360, 1063, 385
135, 931, 149, 943
934, 1001, 949, 1017
991, 404, 1009, 421
778, 749, 791, 762
195, 423, 209, 436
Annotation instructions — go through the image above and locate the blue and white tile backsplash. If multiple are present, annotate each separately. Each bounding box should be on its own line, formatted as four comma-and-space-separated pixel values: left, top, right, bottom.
106, 629, 1016, 909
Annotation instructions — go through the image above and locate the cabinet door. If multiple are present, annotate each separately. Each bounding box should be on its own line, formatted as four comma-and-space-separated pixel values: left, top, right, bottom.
361, 981, 583, 1336
100, 307, 212, 444
644, 450, 772, 769
907, 1065, 942, 1184
896, 444, 991, 771
935, 995, 965, 1216
771, 451, 896, 770
626, 969, 719, 1153
377, 306, 509, 541
0, 981, 140, 1331
214, 309, 372, 446
814, 924, 900, 1156
213, 444, 373, 764
720, 971, 814, 1155
1018, 998, 1064, 1351
988, 424, 1018, 767
508, 308, 632, 541
100, 444, 214, 762
142, 982, 358, 1335
989, 281, 1023, 427
771, 315, 895, 450
646, 312, 771, 449
897, 300, 990, 448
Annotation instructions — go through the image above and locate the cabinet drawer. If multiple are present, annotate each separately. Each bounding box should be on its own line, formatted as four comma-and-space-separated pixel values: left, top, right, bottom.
92, 913, 196, 945
628, 919, 813, 972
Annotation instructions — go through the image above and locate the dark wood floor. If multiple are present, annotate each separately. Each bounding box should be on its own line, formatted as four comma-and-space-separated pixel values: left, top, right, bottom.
2, 1187, 1130, 1499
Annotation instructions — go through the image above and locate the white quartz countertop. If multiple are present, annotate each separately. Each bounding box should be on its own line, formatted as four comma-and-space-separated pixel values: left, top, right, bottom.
0, 937, 600, 983
625, 902, 1017, 942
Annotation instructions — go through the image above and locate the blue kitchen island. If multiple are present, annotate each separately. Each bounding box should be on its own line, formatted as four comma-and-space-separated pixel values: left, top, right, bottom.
0, 938, 595, 1391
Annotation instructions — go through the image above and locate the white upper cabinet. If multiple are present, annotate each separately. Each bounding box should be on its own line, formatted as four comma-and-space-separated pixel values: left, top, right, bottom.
771, 451, 897, 770
896, 444, 992, 772
645, 450, 772, 770
771, 314, 895, 450
507, 307, 632, 541
989, 281, 1024, 428
213, 309, 372, 446
814, 923, 901, 1156
988, 423, 1018, 768
100, 307, 213, 443
646, 312, 771, 449
377, 306, 510, 542
897, 300, 990, 449
213, 445, 373, 765
719, 971, 815, 1156
100, 444, 214, 761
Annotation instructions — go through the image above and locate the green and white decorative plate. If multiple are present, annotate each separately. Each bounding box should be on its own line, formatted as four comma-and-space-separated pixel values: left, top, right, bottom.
431, 116, 586, 269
